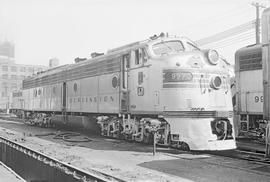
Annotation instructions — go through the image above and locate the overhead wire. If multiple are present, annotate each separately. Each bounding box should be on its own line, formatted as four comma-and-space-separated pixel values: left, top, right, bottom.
196, 20, 255, 46
183, 4, 253, 33
184, 2, 263, 61
188, 2, 261, 48
211, 33, 255, 49
201, 30, 255, 48
214, 36, 254, 49
207, 6, 253, 24
203, 32, 254, 49
197, 21, 254, 42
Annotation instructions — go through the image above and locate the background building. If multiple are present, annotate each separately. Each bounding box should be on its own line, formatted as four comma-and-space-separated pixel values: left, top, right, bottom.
0, 40, 48, 110
49, 57, 60, 68
0, 40, 15, 58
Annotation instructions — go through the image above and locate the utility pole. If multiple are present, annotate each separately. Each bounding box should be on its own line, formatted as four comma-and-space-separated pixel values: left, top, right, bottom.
262, 7, 270, 157
252, 2, 266, 44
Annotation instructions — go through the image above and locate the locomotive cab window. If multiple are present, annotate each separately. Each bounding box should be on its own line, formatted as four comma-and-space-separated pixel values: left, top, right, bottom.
123, 54, 130, 68
142, 48, 148, 63
152, 40, 184, 56
135, 49, 140, 65
121, 55, 129, 89
134, 48, 147, 65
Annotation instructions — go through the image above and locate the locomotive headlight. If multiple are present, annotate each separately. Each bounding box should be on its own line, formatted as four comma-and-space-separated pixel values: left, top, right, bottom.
207, 49, 219, 65
210, 76, 222, 90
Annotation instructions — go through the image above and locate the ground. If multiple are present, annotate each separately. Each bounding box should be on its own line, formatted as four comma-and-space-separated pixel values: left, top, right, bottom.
0, 118, 270, 182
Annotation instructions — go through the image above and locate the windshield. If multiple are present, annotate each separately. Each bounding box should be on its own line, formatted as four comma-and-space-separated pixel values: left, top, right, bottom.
152, 40, 184, 55
185, 42, 200, 51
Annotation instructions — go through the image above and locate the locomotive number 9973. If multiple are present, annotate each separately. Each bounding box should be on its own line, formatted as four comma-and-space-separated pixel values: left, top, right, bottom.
164, 71, 193, 82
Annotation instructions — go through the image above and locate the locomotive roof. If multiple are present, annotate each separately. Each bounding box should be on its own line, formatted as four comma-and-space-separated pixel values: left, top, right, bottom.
235, 43, 262, 72
235, 44, 262, 55
24, 38, 154, 80
23, 35, 188, 89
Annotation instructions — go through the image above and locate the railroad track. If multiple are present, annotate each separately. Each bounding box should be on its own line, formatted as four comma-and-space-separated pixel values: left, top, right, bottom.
202, 149, 270, 166
3, 116, 270, 167
0, 136, 125, 182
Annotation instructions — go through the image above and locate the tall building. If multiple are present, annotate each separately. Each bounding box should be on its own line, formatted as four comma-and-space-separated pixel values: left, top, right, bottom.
0, 40, 48, 110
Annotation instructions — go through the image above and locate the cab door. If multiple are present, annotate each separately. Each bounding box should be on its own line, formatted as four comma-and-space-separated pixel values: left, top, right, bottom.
128, 48, 150, 112
62, 82, 67, 111
120, 54, 130, 113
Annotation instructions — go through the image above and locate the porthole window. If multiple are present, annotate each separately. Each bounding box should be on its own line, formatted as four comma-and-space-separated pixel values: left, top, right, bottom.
74, 83, 78, 92
112, 76, 119, 89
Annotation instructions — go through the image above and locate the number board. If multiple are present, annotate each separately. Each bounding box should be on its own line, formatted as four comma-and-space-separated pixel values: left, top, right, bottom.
244, 92, 263, 112
163, 70, 193, 83
254, 95, 263, 103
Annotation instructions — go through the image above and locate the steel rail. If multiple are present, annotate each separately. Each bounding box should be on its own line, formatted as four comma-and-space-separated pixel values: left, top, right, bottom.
6, 116, 270, 166
201, 149, 270, 166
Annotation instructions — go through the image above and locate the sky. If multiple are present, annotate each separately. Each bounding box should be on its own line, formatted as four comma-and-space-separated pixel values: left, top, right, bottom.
0, 0, 269, 66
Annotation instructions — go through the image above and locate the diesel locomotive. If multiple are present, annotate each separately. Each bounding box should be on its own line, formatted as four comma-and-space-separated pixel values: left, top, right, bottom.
10, 33, 236, 150
234, 44, 265, 139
